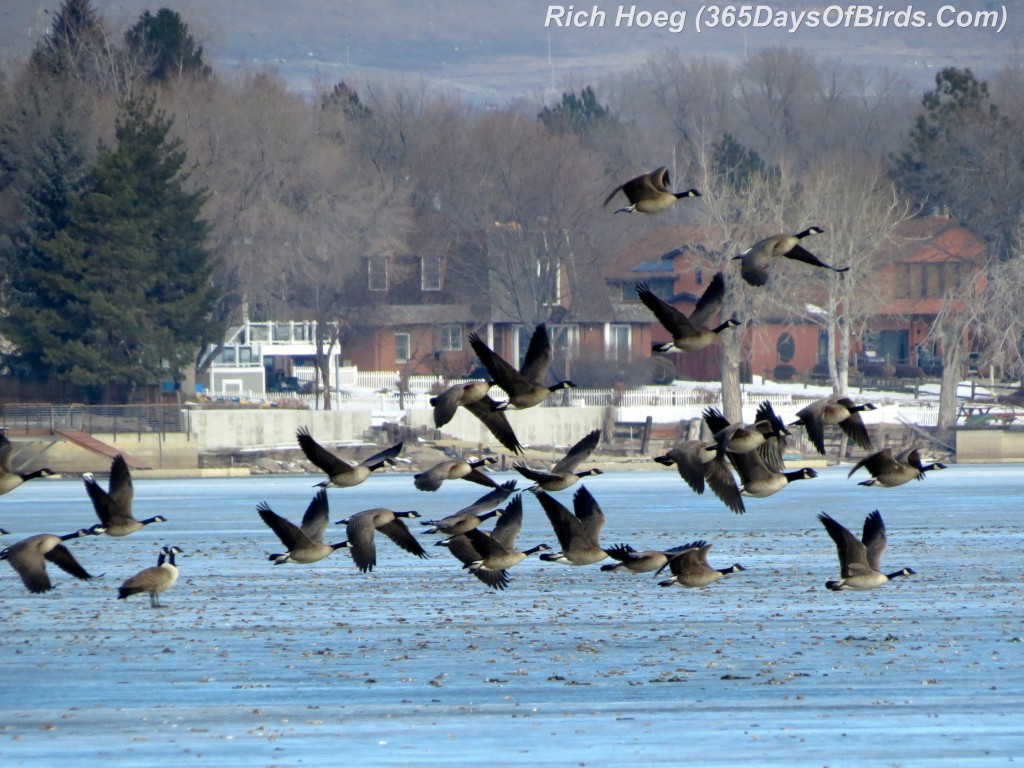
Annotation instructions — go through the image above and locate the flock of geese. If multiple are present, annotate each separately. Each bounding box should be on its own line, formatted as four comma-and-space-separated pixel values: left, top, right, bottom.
0, 165, 944, 602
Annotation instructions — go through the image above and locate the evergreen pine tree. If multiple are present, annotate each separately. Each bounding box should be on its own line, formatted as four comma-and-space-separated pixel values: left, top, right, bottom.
29, 0, 107, 84
3, 93, 219, 401
0, 118, 90, 379
124, 8, 211, 83
538, 86, 612, 135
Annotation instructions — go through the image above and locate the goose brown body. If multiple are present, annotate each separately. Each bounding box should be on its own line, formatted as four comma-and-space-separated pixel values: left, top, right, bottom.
84, 455, 166, 536
733, 227, 848, 286
536, 486, 608, 566
0, 432, 54, 496
818, 511, 914, 590
637, 272, 738, 353
414, 457, 499, 492
430, 382, 523, 454
655, 540, 745, 587
603, 167, 701, 214
848, 447, 946, 487
1, 528, 102, 593
513, 429, 603, 492
296, 427, 403, 488
338, 508, 428, 573
118, 546, 182, 607
440, 495, 549, 590
259, 490, 345, 565
468, 324, 573, 410
791, 396, 876, 455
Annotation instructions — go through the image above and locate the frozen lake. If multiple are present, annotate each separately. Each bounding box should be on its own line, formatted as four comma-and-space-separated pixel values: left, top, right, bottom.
1, 464, 1022, 766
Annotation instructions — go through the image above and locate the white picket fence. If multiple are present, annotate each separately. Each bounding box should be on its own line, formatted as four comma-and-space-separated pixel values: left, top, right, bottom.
200, 375, 942, 427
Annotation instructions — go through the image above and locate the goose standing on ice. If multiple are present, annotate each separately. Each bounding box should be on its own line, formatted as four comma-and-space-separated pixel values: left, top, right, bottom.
118, 545, 183, 607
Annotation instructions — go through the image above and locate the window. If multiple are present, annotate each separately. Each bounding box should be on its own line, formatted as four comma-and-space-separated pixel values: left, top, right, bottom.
898, 261, 963, 299
440, 324, 462, 351
817, 328, 829, 365
368, 257, 388, 291
395, 333, 411, 363
537, 259, 561, 305
632, 278, 674, 300
421, 255, 442, 291
607, 324, 631, 362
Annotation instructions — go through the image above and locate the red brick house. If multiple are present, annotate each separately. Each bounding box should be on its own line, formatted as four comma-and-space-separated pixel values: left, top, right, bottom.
337, 224, 663, 386
602, 214, 988, 382
207, 214, 986, 395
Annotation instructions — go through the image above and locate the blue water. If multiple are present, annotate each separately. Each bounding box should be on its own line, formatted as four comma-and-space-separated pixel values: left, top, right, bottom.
1, 465, 1022, 766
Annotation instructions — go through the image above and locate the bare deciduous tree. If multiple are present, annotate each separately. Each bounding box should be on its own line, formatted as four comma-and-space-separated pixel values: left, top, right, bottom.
797, 157, 917, 393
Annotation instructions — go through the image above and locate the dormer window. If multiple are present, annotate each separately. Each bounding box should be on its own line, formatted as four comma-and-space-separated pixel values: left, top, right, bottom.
368, 257, 388, 291
421, 255, 442, 291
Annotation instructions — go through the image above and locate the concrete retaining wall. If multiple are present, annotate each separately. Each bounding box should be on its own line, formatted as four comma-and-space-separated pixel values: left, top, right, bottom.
405, 405, 606, 449
19, 433, 197, 474
188, 408, 372, 452
955, 429, 1024, 463
20, 408, 1024, 473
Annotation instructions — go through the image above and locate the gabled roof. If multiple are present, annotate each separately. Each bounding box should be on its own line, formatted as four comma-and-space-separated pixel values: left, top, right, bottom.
602, 224, 723, 280
893, 215, 987, 264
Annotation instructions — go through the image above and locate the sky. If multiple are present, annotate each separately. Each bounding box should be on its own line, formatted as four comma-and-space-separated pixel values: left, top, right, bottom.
0, 1, 1020, 102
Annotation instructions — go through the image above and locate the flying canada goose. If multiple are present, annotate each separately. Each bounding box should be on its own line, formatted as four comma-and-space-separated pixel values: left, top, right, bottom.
118, 545, 182, 607
84, 455, 166, 536
703, 401, 789, 470
535, 486, 608, 566
636, 273, 739, 353
430, 381, 524, 454
421, 480, 517, 535
653, 439, 745, 514
818, 510, 914, 590
0, 527, 104, 593
600, 542, 697, 574
733, 227, 848, 286
655, 540, 746, 588
847, 447, 947, 487
413, 457, 500, 492
468, 324, 574, 410
296, 426, 403, 488
0, 432, 54, 496
258, 490, 346, 564
728, 447, 818, 498
335, 508, 428, 573
440, 495, 550, 590
513, 429, 603, 492
790, 396, 876, 455
603, 166, 701, 214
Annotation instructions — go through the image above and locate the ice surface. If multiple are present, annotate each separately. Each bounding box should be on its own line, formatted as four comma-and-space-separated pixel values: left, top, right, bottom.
0, 465, 1022, 766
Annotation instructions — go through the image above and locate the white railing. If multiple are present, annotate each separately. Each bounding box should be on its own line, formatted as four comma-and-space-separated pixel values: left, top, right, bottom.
293, 365, 359, 387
